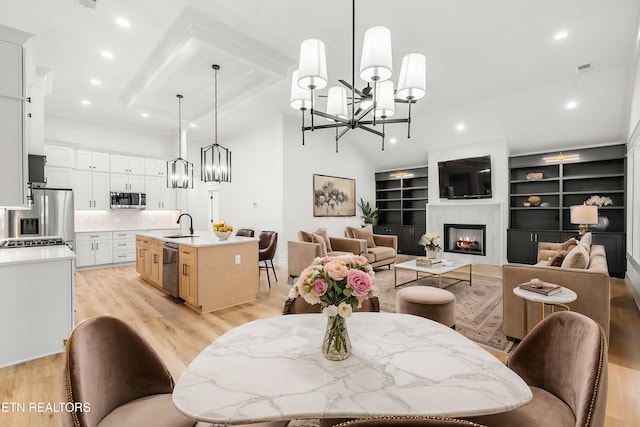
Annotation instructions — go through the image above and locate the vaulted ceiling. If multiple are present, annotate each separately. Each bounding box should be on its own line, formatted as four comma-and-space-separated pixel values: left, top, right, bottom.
1, 0, 638, 169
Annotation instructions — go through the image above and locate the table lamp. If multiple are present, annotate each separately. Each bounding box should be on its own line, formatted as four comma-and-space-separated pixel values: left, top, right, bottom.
570, 205, 598, 237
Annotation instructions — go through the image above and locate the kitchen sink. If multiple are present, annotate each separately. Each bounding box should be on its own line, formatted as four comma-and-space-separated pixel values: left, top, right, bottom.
163, 234, 199, 238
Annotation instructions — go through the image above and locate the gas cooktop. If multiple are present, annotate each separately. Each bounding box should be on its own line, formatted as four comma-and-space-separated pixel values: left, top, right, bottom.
0, 237, 67, 248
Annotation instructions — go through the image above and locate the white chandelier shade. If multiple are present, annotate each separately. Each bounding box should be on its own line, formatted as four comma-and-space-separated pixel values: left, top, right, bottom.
359, 26, 393, 82
290, 69, 312, 110
374, 80, 395, 118
326, 86, 348, 119
397, 53, 427, 100
298, 39, 328, 90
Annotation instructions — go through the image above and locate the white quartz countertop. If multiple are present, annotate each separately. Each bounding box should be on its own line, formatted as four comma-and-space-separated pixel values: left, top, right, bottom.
0, 245, 76, 266
136, 230, 258, 248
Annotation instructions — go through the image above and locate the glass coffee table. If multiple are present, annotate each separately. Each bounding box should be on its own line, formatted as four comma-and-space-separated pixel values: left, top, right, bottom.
394, 259, 472, 288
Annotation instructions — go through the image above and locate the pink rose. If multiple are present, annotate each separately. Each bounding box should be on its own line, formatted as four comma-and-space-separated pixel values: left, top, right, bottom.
348, 269, 372, 295
353, 255, 368, 265
324, 260, 349, 280
311, 278, 328, 296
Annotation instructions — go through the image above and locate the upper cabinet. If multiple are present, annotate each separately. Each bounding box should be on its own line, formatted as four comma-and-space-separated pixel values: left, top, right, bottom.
110, 154, 145, 175
0, 25, 34, 207
145, 158, 167, 176
76, 150, 110, 172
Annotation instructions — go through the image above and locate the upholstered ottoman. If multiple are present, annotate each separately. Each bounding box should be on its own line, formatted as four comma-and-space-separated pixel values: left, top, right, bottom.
396, 286, 456, 328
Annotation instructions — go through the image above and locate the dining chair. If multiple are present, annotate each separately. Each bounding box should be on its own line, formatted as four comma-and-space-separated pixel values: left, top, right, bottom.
258, 231, 278, 288
333, 416, 486, 427
62, 315, 196, 427
282, 295, 380, 314
235, 228, 255, 237
464, 310, 608, 427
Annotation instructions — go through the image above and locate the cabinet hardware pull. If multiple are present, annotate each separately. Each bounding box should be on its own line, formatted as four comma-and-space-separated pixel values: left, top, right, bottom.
119, 243, 126, 246
91, 243, 94, 251
119, 255, 126, 258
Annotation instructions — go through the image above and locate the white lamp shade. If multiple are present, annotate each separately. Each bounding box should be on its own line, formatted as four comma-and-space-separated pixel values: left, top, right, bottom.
359, 26, 393, 82
397, 53, 426, 100
374, 80, 395, 118
290, 69, 312, 110
326, 86, 348, 119
570, 205, 598, 224
298, 39, 328, 90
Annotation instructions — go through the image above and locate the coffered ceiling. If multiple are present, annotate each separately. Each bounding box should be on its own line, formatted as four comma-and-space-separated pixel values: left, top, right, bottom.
1, 0, 638, 169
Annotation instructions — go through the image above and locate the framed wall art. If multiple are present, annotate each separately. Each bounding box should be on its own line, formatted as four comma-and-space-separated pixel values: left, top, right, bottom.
313, 174, 356, 217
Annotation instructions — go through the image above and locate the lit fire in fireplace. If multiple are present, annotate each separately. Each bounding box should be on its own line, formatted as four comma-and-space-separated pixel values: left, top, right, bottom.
456, 235, 479, 250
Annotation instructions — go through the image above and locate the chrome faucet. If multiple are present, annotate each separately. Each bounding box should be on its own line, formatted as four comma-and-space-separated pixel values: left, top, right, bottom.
177, 213, 194, 235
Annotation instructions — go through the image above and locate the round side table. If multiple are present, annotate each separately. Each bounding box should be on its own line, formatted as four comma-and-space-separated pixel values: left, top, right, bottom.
513, 285, 577, 336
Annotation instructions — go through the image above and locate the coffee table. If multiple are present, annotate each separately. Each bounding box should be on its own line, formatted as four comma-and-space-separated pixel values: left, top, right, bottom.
513, 285, 577, 335
394, 259, 472, 288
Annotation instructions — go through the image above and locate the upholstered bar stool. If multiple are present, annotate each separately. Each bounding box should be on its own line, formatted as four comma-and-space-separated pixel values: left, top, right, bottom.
396, 286, 456, 328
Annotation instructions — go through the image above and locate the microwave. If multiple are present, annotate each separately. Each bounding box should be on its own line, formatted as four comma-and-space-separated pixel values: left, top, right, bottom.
110, 192, 146, 209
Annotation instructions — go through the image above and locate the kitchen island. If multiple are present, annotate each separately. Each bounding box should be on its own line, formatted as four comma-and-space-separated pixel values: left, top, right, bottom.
0, 245, 76, 367
135, 231, 259, 313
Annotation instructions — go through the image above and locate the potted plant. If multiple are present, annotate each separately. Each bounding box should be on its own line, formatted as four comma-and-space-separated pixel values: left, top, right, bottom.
357, 198, 380, 226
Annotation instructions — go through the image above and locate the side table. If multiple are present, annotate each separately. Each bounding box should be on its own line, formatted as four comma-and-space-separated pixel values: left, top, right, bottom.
513, 285, 577, 336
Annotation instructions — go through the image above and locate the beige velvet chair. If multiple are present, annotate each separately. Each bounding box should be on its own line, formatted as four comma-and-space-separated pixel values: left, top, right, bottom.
62, 315, 196, 427
465, 311, 608, 427
345, 226, 397, 269
334, 416, 486, 427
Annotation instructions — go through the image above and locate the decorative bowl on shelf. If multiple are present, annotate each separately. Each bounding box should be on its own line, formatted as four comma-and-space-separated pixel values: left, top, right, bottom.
526, 172, 543, 181
214, 230, 232, 241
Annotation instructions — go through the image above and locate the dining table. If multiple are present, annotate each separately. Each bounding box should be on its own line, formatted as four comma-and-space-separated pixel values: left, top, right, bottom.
173, 312, 532, 425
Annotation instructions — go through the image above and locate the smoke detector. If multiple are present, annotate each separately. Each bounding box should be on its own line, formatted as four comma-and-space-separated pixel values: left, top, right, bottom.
577, 63, 593, 73
76, 0, 97, 9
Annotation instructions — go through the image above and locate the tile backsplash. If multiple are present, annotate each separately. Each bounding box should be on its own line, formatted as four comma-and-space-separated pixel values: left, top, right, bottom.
75, 209, 180, 232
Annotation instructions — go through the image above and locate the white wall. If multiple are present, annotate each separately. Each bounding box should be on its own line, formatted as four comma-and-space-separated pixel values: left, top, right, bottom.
282, 116, 377, 268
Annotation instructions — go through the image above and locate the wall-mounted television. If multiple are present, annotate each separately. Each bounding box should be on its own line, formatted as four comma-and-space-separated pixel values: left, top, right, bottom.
438, 155, 492, 199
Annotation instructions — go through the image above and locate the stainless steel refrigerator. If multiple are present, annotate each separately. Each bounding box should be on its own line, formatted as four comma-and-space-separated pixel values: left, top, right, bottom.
7, 188, 75, 249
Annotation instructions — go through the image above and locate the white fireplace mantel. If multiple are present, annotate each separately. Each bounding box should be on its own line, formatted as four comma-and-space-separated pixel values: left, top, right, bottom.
426, 202, 507, 265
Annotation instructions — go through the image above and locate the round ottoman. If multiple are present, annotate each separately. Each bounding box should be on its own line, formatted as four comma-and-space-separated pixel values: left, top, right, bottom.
396, 286, 456, 328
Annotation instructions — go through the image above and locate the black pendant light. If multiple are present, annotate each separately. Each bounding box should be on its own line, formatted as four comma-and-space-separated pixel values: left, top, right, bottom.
167, 94, 194, 189
201, 65, 231, 183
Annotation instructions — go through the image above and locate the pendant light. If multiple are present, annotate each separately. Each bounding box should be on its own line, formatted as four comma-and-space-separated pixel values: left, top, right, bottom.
201, 64, 231, 183
167, 94, 194, 189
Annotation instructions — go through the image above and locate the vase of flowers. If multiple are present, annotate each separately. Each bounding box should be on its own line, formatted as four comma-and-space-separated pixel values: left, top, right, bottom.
419, 232, 442, 259
290, 255, 376, 361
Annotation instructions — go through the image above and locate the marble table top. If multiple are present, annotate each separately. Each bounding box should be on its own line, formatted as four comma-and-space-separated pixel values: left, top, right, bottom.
173, 313, 532, 424
513, 285, 578, 305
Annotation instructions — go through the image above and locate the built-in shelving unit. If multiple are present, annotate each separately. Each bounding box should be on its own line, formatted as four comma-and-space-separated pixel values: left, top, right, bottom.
374, 167, 428, 255
507, 144, 626, 277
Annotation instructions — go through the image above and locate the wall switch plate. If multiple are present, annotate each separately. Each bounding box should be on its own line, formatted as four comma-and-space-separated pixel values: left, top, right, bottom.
235, 255, 241, 264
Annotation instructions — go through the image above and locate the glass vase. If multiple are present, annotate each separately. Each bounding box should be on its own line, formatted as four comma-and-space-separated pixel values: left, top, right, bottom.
322, 315, 351, 361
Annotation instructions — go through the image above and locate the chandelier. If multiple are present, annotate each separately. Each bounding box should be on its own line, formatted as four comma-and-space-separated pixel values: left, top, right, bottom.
289, 0, 426, 152
201, 64, 232, 183
167, 94, 194, 189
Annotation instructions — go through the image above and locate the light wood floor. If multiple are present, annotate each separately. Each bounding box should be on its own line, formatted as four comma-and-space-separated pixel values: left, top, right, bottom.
1, 264, 638, 426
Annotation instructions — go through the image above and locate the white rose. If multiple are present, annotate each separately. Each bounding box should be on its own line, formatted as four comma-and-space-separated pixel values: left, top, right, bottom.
304, 293, 321, 305
338, 302, 352, 318
322, 305, 338, 317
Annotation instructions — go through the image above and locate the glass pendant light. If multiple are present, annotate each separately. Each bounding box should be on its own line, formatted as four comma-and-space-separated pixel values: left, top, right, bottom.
201, 65, 232, 183
167, 94, 194, 189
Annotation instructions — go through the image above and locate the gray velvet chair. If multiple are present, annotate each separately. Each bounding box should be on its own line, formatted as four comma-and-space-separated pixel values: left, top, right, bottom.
465, 311, 608, 427
334, 416, 486, 427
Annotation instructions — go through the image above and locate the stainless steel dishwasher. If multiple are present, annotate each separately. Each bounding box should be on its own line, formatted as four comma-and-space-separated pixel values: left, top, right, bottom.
162, 242, 180, 298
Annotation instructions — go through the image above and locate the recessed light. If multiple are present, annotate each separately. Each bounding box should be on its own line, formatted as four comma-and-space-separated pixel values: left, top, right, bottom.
115, 17, 130, 28
565, 100, 578, 109
89, 78, 102, 86
389, 137, 397, 144
100, 50, 114, 60
554, 31, 569, 40
189, 123, 197, 128
140, 112, 149, 118
456, 123, 465, 131
81, 100, 91, 106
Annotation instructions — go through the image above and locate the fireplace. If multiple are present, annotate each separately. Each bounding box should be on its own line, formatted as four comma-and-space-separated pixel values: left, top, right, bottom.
444, 223, 486, 256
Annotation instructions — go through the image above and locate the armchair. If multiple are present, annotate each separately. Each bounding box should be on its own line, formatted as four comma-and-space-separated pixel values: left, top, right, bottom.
345, 225, 397, 269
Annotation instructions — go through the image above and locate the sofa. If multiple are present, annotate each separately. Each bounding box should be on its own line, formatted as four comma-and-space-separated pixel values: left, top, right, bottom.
287, 229, 364, 279
344, 225, 397, 269
502, 232, 610, 341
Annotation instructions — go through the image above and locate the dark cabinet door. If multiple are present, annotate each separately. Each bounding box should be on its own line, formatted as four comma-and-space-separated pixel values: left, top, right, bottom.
507, 229, 560, 264
591, 232, 626, 278
399, 226, 426, 255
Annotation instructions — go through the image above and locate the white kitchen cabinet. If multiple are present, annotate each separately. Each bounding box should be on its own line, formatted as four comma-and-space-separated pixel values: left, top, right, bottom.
113, 230, 145, 263
0, 26, 33, 208
111, 154, 145, 175
74, 170, 110, 209
111, 173, 145, 192
45, 165, 74, 188
76, 150, 110, 172
76, 232, 113, 267
145, 158, 168, 176
44, 144, 74, 167
145, 175, 176, 210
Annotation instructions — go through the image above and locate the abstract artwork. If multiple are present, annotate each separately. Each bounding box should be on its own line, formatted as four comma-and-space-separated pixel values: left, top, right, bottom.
313, 174, 356, 217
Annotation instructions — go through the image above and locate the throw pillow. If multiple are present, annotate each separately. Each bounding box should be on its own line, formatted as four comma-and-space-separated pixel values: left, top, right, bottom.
299, 230, 314, 243
351, 225, 376, 248
559, 237, 577, 251
313, 228, 333, 253
560, 244, 590, 269
547, 250, 567, 267
345, 226, 356, 239
311, 233, 328, 257
579, 232, 592, 254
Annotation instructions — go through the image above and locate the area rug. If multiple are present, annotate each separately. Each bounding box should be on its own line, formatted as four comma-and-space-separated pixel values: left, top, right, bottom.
373, 268, 516, 353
